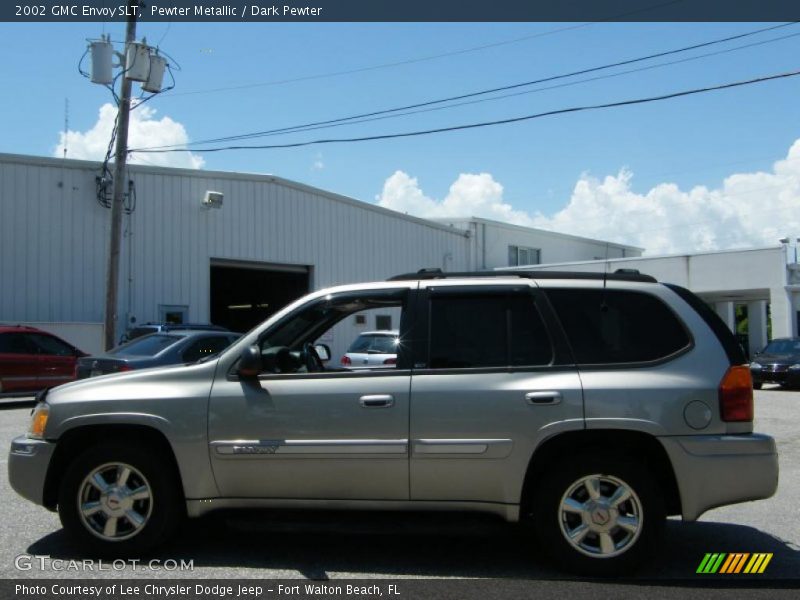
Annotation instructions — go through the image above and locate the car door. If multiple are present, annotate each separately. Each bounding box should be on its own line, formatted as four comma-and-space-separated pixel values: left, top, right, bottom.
408, 282, 584, 507
0, 332, 41, 393
208, 287, 413, 501
27, 333, 81, 388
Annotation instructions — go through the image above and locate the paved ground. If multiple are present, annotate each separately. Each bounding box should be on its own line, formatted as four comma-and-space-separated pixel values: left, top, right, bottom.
1, 388, 798, 583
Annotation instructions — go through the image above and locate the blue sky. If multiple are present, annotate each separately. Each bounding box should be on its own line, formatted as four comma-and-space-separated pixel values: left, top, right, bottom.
2, 21, 799, 253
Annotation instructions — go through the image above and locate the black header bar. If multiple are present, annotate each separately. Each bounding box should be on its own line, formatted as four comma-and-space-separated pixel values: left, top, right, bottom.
3, 1, 800, 23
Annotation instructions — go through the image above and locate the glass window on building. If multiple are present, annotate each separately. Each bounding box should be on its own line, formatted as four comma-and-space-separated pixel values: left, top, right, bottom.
508, 245, 541, 266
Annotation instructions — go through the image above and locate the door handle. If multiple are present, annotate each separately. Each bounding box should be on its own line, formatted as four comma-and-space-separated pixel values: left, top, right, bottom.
525, 391, 562, 405
359, 394, 395, 408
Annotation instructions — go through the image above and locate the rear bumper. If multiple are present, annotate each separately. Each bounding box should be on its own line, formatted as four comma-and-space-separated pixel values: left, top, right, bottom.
659, 433, 778, 521
8, 436, 56, 506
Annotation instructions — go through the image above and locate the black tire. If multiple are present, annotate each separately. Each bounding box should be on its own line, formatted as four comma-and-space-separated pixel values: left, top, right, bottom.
58, 442, 183, 555
530, 452, 665, 576
753, 382, 762, 390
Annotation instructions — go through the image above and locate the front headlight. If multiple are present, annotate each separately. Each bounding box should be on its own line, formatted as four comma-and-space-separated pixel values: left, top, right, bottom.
29, 403, 49, 439
749, 362, 762, 369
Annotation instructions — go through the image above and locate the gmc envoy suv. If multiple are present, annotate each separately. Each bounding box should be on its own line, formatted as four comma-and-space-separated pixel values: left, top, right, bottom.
8, 270, 778, 575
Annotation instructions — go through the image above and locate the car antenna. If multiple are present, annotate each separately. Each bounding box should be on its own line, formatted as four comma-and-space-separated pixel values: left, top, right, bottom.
600, 242, 610, 313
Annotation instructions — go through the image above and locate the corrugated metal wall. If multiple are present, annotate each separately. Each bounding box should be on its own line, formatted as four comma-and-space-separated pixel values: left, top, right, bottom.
0, 154, 471, 342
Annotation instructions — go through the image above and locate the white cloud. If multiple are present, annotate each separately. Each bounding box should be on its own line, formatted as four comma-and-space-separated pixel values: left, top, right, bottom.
55, 103, 204, 169
311, 153, 325, 171
378, 171, 534, 225
376, 140, 800, 255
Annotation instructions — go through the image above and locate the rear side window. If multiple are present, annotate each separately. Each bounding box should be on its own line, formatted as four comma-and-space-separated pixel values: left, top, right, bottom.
428, 293, 552, 368
111, 334, 178, 356
546, 289, 691, 364
182, 336, 233, 362
348, 334, 398, 354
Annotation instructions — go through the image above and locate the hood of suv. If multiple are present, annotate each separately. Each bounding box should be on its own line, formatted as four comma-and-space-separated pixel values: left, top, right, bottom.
752, 353, 800, 366
44, 358, 218, 406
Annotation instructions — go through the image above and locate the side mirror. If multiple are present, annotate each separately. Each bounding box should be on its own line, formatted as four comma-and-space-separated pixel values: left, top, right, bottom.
314, 344, 331, 362
238, 345, 262, 378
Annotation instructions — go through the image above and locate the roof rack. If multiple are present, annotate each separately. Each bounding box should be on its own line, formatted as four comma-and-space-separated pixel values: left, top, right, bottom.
387, 268, 657, 283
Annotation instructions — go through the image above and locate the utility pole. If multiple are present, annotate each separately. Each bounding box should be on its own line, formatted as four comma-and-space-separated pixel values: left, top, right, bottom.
103, 0, 138, 350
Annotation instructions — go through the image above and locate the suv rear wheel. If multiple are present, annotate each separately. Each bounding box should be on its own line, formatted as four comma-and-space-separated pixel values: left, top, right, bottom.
57, 443, 183, 554
531, 452, 665, 576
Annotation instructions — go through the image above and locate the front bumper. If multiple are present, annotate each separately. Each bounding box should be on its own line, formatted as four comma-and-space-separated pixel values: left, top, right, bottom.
659, 433, 778, 521
751, 368, 799, 386
8, 436, 56, 506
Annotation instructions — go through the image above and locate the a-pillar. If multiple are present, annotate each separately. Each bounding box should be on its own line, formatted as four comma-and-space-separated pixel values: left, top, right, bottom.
714, 301, 736, 333
747, 300, 768, 356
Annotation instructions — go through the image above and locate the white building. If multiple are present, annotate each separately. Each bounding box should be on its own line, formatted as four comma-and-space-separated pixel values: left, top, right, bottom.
0, 153, 636, 357
504, 246, 800, 357
435, 217, 641, 269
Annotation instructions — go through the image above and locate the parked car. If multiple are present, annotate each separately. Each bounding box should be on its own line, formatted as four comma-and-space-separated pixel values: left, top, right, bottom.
120, 322, 230, 343
8, 269, 778, 576
341, 330, 399, 368
75, 331, 241, 379
749, 337, 800, 389
0, 325, 86, 395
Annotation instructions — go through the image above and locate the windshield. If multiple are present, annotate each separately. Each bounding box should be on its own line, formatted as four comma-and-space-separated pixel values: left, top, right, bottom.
110, 334, 180, 356
762, 339, 800, 354
348, 334, 399, 354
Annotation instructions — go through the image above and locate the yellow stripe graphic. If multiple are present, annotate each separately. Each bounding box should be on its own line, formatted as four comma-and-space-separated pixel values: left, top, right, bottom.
758, 554, 773, 574
743, 554, 759, 574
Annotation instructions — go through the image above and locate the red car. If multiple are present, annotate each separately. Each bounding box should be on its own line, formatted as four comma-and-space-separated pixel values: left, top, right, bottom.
0, 325, 87, 395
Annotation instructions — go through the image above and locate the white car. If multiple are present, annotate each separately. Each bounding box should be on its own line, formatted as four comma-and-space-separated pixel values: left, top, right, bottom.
341, 330, 399, 369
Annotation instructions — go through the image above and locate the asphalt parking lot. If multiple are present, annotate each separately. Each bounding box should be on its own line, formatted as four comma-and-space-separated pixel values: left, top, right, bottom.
1, 388, 798, 584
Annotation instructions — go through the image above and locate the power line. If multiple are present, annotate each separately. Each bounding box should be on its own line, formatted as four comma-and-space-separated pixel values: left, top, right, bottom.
185, 29, 800, 148
161, 2, 691, 100
132, 67, 800, 156
143, 22, 797, 151
165, 23, 596, 98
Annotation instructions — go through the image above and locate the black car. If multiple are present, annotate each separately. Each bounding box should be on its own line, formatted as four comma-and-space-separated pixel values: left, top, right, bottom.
76, 330, 240, 379
121, 322, 229, 343
749, 338, 800, 389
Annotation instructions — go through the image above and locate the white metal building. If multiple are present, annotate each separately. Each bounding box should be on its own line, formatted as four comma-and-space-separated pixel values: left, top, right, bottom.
435, 217, 642, 269
0, 153, 638, 357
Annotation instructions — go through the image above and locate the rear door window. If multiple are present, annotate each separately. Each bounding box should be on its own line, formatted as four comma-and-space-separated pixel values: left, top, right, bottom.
545, 289, 691, 364
428, 292, 553, 369
28, 333, 75, 356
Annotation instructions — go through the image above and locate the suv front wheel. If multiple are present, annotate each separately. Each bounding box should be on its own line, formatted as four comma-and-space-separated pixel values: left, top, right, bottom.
531, 453, 665, 576
57, 442, 183, 554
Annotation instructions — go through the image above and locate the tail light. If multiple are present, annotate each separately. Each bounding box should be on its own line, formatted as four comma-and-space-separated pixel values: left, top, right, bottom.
719, 365, 754, 422
341, 356, 351, 366
115, 364, 133, 372
383, 357, 397, 365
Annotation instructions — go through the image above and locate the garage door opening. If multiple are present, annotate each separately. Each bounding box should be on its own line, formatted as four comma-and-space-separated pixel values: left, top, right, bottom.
210, 261, 310, 334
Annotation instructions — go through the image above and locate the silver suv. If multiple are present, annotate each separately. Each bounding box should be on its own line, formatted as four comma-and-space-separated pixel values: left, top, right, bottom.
8, 270, 778, 575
